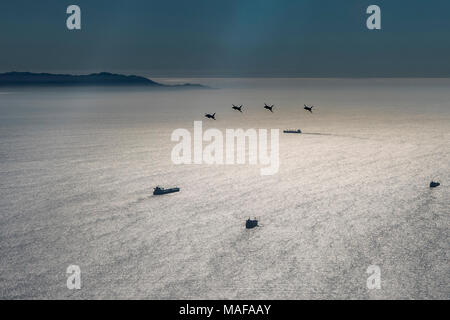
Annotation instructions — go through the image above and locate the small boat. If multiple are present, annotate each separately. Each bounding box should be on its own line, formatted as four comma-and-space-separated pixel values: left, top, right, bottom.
153, 186, 180, 195
430, 181, 440, 188
245, 218, 258, 229
283, 129, 302, 134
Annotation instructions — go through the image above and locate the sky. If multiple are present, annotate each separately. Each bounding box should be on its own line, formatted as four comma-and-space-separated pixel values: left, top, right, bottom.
1, 0, 450, 77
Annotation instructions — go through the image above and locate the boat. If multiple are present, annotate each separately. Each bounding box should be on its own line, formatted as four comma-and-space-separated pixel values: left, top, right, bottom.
283, 129, 302, 134
153, 186, 180, 195
430, 181, 440, 188
245, 218, 258, 229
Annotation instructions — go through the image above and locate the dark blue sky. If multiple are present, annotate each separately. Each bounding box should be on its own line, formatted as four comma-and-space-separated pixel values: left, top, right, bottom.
1, 0, 449, 76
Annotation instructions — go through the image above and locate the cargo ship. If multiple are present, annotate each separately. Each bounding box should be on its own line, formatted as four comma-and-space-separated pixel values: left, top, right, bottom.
283, 129, 302, 134
246, 218, 258, 229
430, 181, 440, 188
153, 186, 180, 195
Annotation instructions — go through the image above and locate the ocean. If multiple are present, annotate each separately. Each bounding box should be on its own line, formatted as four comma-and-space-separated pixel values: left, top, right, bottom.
0, 78, 449, 299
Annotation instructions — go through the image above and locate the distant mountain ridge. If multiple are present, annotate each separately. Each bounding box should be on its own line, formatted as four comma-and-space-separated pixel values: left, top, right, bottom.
0, 72, 207, 88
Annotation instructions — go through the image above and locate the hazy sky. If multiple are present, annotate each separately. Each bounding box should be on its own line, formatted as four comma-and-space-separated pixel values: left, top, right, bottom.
1, 0, 449, 77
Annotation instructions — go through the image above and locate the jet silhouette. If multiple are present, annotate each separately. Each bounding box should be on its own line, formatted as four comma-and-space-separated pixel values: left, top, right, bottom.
264, 103, 274, 113
304, 105, 315, 113
232, 104, 243, 113
204, 113, 216, 120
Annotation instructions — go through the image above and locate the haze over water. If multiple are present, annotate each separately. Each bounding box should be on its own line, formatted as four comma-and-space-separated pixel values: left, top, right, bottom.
0, 78, 449, 299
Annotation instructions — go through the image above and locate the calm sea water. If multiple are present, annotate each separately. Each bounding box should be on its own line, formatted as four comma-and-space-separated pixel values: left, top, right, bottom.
0, 78, 449, 299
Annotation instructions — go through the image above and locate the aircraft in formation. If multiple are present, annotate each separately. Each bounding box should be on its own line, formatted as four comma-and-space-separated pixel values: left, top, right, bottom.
304, 104, 315, 113
232, 104, 243, 112
204, 113, 216, 120
264, 103, 274, 113
205, 103, 318, 118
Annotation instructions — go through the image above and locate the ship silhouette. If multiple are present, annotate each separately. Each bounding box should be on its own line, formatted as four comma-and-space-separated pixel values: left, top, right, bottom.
153, 186, 180, 195
246, 218, 258, 229
430, 181, 440, 188
283, 129, 302, 134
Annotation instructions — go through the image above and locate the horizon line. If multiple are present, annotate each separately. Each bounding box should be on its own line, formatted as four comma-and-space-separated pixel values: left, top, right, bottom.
1, 70, 450, 80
